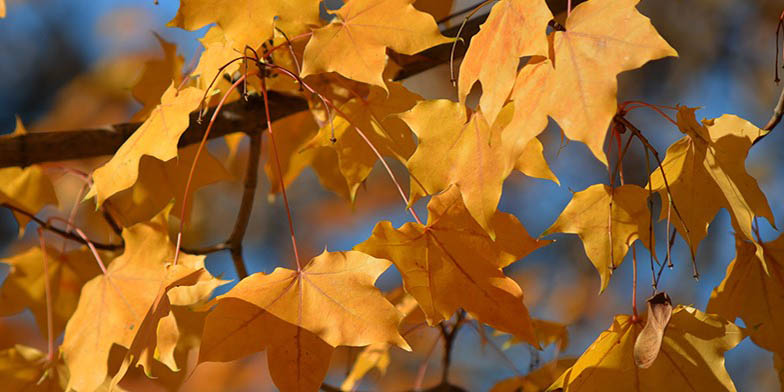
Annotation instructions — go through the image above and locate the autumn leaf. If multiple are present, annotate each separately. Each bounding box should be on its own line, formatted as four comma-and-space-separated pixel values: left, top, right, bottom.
106, 144, 231, 227
131, 33, 184, 121
513, 0, 677, 165
549, 306, 743, 391
0, 118, 58, 233
87, 84, 204, 206
501, 319, 570, 352
649, 107, 774, 263
199, 298, 334, 392
0, 246, 103, 338
300, 0, 451, 89
61, 211, 214, 392
168, 0, 320, 51
264, 111, 351, 200
356, 186, 549, 344
401, 100, 520, 238
457, 0, 551, 124
707, 233, 784, 356
543, 184, 652, 292
0, 345, 66, 391
211, 250, 408, 350
0, 0, 5, 18
309, 82, 421, 201
516, 136, 559, 185
491, 358, 576, 392
414, 0, 454, 23
341, 293, 420, 391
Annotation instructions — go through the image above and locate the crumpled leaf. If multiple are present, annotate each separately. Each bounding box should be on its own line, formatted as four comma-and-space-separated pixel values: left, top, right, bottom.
300, 0, 450, 89
0, 118, 58, 233
633, 292, 673, 369
61, 212, 215, 392
458, 0, 551, 124
131, 33, 184, 121
309, 82, 421, 201
199, 298, 334, 392
549, 306, 743, 391
0, 246, 103, 339
508, 0, 676, 165
543, 184, 652, 292
356, 186, 549, 344
87, 84, 204, 206
340, 293, 420, 391
168, 0, 320, 51
211, 250, 408, 350
649, 107, 774, 264
707, 233, 784, 356
107, 144, 231, 227
491, 358, 576, 392
401, 100, 520, 238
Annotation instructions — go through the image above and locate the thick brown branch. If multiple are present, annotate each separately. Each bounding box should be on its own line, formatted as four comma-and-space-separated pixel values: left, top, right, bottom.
0, 0, 580, 169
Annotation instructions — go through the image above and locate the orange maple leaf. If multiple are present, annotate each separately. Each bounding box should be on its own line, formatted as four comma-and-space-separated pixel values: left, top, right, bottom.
356, 186, 549, 344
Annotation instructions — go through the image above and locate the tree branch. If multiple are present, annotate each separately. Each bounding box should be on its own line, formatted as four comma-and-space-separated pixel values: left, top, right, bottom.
753, 82, 784, 146
226, 130, 261, 279
0, 203, 123, 251
0, 0, 580, 169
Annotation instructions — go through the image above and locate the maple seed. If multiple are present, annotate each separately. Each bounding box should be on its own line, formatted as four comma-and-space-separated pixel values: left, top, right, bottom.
633, 292, 673, 368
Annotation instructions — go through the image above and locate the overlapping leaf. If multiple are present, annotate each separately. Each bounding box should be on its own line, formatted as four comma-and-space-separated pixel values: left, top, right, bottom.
708, 233, 784, 356
550, 306, 743, 391
401, 101, 520, 238
131, 34, 184, 121
309, 82, 421, 201
0, 246, 103, 338
107, 144, 231, 227
458, 0, 551, 124
543, 184, 652, 292
88, 84, 204, 206
300, 0, 450, 89
508, 0, 676, 165
491, 358, 576, 392
61, 212, 216, 392
210, 250, 408, 349
356, 186, 549, 343
649, 107, 774, 262
168, 0, 320, 51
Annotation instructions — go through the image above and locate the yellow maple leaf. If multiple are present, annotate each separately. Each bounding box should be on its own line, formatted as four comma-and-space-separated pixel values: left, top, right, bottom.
509, 0, 676, 165
309, 82, 421, 201
549, 306, 743, 391
0, 345, 66, 391
708, 233, 784, 356
211, 250, 408, 350
300, 0, 450, 89
402, 100, 522, 238
199, 298, 334, 392
458, 0, 552, 124
131, 34, 185, 121
61, 212, 215, 392
0, 246, 103, 339
491, 358, 576, 392
0, 0, 5, 18
356, 186, 549, 344
107, 144, 231, 227
340, 293, 419, 391
168, 0, 320, 51
543, 184, 653, 293
649, 107, 774, 264
87, 84, 204, 206
516, 136, 559, 185
264, 111, 351, 201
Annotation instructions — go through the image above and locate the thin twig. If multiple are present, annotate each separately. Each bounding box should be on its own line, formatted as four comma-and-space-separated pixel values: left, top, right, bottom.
1, 203, 122, 251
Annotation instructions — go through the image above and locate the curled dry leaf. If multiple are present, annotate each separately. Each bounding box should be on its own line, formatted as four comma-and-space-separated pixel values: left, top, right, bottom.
633, 292, 673, 369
